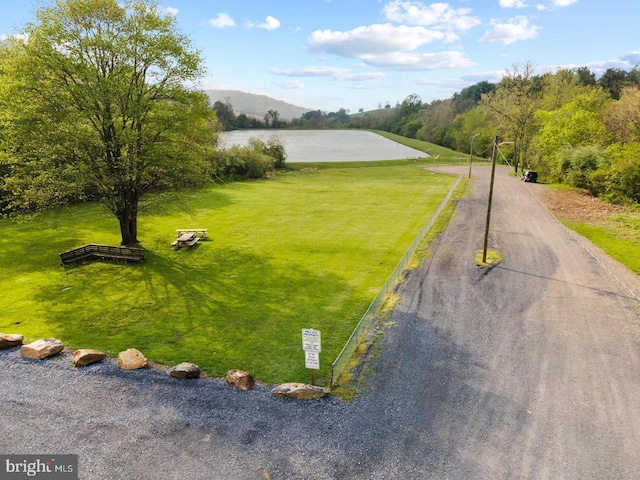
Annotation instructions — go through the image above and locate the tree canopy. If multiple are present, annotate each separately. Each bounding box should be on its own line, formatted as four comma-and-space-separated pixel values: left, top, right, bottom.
0, 0, 218, 245
293, 63, 640, 206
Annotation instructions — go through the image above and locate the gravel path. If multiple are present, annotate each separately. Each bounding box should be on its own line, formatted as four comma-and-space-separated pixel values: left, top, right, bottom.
2, 165, 640, 479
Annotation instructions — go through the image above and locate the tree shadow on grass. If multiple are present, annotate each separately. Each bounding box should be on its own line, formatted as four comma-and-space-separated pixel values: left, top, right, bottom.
30, 247, 369, 385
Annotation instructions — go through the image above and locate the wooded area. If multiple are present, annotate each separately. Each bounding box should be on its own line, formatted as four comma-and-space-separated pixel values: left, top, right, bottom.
289, 62, 640, 206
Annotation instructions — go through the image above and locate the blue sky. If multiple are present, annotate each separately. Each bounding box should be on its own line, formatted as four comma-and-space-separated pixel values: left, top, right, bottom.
1, 0, 639, 113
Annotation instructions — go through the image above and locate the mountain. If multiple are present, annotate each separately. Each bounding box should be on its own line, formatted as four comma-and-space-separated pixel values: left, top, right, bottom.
205, 90, 313, 121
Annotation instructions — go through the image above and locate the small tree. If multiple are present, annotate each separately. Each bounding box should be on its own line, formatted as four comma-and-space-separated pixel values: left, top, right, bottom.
480, 62, 540, 174
212, 100, 236, 131
264, 110, 280, 128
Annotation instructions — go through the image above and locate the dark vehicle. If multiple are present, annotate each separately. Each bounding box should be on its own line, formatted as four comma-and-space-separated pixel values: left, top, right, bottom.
521, 171, 538, 183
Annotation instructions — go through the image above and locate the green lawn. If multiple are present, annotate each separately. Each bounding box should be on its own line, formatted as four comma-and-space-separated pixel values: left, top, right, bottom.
0, 165, 457, 385
563, 219, 640, 276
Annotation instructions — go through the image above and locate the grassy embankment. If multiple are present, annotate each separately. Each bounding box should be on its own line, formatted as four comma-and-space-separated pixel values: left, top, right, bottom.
563, 214, 640, 276
0, 163, 459, 385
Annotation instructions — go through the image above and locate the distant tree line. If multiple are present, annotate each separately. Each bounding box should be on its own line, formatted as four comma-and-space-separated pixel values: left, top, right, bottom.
289, 65, 640, 206
211, 100, 289, 130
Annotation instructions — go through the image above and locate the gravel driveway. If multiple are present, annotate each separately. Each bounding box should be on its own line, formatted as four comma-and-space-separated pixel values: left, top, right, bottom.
2, 165, 640, 479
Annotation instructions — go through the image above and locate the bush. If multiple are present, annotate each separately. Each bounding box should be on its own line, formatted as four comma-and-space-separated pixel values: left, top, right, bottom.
211, 135, 285, 180
552, 145, 604, 189
264, 136, 287, 169
244, 149, 275, 179
592, 143, 640, 204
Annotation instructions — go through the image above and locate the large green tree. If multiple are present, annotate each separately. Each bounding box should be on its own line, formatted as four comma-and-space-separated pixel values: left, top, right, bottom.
0, 0, 217, 245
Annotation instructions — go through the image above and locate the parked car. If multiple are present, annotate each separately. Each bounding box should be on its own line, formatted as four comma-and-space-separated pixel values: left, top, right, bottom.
521, 171, 538, 183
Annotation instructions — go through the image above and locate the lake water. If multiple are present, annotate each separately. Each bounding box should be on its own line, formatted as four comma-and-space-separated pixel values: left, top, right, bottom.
219, 129, 429, 162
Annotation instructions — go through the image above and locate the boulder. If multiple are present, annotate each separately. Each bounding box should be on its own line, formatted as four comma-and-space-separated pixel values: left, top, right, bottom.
72, 349, 106, 367
225, 369, 255, 390
117, 348, 147, 370
0, 333, 24, 349
20, 338, 64, 360
271, 382, 329, 399
170, 362, 201, 379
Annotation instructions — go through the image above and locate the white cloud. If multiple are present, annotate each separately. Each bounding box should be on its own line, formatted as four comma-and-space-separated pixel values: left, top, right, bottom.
550, 0, 578, 6
271, 66, 386, 81
164, 6, 179, 16
308, 21, 475, 72
342, 72, 388, 81
536, 0, 578, 9
499, 0, 527, 7
309, 24, 448, 57
461, 70, 504, 84
208, 13, 235, 28
359, 51, 476, 70
620, 52, 640, 65
553, 52, 640, 76
479, 16, 540, 45
277, 80, 305, 89
272, 66, 349, 77
383, 1, 481, 30
258, 16, 281, 31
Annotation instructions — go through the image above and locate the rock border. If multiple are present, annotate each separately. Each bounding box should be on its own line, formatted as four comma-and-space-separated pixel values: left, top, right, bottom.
0, 332, 330, 399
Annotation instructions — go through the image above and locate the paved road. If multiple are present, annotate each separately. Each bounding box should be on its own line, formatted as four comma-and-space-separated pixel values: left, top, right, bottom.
2, 165, 640, 479
342, 165, 640, 479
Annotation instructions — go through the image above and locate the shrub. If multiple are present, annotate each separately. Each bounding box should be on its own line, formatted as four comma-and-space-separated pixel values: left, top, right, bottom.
593, 143, 640, 204
264, 135, 287, 169
552, 145, 605, 189
244, 149, 274, 179
211, 135, 285, 180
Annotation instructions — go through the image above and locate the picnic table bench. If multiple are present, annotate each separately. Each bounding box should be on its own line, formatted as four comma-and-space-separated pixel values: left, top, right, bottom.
176, 228, 208, 238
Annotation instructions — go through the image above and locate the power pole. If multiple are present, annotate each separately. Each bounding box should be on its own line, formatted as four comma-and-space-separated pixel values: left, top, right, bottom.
483, 136, 499, 263
468, 133, 479, 179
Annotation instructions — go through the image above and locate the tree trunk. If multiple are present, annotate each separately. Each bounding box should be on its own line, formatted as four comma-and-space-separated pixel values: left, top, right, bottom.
115, 191, 139, 246
118, 214, 138, 246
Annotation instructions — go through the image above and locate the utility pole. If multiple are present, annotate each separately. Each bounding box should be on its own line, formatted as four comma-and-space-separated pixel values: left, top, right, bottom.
482, 138, 513, 263
468, 133, 479, 179
483, 137, 499, 263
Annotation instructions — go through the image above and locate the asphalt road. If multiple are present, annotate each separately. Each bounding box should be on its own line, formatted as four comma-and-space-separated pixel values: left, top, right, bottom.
2, 165, 640, 479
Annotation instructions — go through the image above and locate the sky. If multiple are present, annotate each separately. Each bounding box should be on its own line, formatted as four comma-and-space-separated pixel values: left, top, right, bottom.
1, 0, 639, 114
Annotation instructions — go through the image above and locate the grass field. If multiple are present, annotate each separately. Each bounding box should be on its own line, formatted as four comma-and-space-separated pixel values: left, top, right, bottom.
563, 219, 640, 276
0, 164, 458, 385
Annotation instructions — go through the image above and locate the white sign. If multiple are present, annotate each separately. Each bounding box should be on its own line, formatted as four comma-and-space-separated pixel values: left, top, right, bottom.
302, 328, 321, 352
305, 351, 320, 370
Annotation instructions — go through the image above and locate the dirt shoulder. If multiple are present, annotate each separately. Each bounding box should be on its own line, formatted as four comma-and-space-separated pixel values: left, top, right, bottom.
540, 186, 629, 226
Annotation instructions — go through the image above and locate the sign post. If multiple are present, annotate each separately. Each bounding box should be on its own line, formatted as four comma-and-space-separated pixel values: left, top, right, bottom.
302, 329, 321, 385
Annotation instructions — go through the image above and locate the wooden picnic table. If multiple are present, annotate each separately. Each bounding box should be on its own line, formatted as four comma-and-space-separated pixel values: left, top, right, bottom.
176, 228, 208, 238
172, 231, 200, 249
177, 232, 195, 242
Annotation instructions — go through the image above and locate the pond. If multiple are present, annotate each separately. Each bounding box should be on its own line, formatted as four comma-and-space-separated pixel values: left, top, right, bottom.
219, 129, 429, 162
